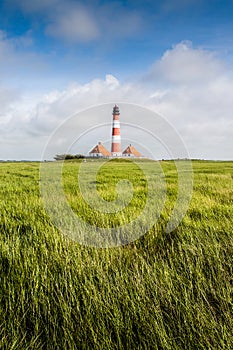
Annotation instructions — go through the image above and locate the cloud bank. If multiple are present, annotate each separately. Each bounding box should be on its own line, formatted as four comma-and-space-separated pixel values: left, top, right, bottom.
0, 41, 232, 160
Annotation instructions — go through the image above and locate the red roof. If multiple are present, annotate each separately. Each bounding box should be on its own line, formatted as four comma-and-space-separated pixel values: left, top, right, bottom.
122, 144, 142, 157
89, 142, 111, 156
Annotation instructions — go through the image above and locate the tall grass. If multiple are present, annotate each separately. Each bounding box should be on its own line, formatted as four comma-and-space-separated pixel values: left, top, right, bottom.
0, 160, 232, 349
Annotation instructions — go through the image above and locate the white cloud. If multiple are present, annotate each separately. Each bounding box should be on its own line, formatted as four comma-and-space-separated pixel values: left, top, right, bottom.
24, 75, 136, 136
12, 0, 143, 43
46, 5, 99, 42
148, 41, 225, 84
144, 42, 233, 159
0, 87, 19, 115
0, 41, 233, 160
0, 30, 47, 83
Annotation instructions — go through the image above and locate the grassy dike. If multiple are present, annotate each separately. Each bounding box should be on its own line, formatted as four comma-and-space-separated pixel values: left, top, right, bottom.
0, 160, 232, 349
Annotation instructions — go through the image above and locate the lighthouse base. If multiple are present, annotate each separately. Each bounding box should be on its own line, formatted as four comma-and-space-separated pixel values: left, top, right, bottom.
111, 152, 122, 157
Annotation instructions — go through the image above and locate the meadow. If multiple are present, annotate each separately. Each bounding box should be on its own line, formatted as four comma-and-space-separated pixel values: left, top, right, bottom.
0, 159, 232, 349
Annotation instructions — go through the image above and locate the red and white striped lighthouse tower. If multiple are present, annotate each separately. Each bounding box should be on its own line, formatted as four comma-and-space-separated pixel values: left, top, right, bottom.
111, 104, 122, 157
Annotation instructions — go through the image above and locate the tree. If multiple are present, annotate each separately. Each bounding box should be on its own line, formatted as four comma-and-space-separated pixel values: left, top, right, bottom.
54, 154, 85, 160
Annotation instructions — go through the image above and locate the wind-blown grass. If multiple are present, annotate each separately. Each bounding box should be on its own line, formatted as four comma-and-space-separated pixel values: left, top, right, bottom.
0, 160, 232, 349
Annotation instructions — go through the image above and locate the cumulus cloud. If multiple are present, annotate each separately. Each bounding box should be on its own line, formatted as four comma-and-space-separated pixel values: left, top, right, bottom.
143, 42, 233, 159
24, 74, 137, 136
147, 41, 225, 84
146, 42, 233, 124
0, 41, 233, 160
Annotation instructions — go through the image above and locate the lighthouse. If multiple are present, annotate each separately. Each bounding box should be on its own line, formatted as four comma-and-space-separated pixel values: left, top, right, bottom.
111, 104, 122, 157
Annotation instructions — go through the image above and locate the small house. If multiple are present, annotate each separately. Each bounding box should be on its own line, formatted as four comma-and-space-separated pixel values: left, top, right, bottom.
122, 144, 142, 158
89, 142, 111, 158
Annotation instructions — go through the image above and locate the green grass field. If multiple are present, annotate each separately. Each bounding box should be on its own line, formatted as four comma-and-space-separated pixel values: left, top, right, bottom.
0, 160, 232, 349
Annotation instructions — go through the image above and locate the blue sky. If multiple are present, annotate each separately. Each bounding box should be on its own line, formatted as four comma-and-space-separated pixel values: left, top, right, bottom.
0, 0, 233, 159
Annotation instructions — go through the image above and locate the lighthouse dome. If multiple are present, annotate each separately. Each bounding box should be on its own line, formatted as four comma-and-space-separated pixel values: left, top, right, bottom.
112, 105, 120, 115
